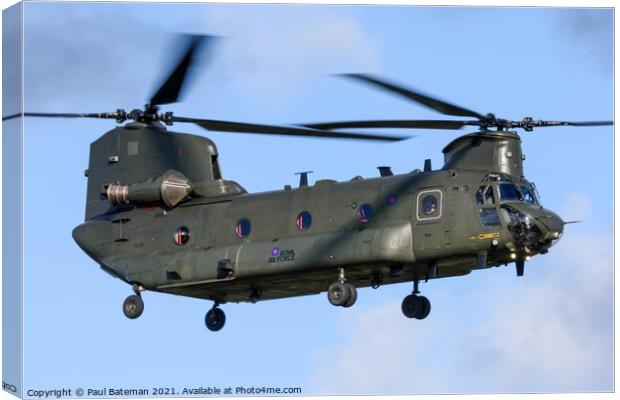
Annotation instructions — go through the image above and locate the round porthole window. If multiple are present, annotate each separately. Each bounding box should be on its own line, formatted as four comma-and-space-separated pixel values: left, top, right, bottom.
357, 203, 374, 224
235, 218, 251, 238
174, 226, 190, 246
296, 211, 312, 231
420, 195, 438, 216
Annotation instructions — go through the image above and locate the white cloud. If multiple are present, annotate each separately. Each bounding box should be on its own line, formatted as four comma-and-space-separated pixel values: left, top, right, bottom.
307, 228, 613, 394
558, 192, 593, 222
24, 9, 172, 111
23, 5, 380, 117
199, 9, 380, 106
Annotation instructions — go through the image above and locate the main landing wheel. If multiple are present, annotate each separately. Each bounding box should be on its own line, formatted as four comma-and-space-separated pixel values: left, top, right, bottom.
327, 282, 350, 306
327, 268, 358, 308
416, 296, 431, 320
205, 307, 226, 332
401, 294, 431, 320
327, 281, 358, 308
123, 294, 144, 319
342, 283, 358, 308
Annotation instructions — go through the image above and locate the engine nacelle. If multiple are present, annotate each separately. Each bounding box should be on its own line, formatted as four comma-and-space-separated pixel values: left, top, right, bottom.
106, 169, 192, 208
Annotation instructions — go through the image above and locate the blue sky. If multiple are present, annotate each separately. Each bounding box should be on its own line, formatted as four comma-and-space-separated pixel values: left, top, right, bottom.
7, 2, 615, 396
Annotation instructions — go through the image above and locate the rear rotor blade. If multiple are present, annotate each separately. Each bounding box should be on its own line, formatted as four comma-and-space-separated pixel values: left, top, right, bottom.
303, 119, 481, 131
173, 116, 408, 141
340, 74, 489, 120
149, 35, 214, 107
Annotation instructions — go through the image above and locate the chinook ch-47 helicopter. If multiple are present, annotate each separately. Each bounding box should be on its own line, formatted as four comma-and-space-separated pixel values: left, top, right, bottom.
5, 35, 612, 332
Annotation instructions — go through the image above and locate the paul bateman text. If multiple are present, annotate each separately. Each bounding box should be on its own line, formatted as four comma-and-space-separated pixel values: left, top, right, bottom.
27, 386, 302, 398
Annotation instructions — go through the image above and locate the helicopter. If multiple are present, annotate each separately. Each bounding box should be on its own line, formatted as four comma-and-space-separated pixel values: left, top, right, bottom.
4, 35, 612, 332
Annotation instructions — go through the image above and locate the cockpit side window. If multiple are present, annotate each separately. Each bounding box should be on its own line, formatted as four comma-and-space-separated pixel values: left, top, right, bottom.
475, 187, 484, 205
475, 185, 496, 206
520, 185, 538, 205
531, 182, 541, 199
480, 208, 501, 226
475, 185, 501, 227
484, 186, 495, 205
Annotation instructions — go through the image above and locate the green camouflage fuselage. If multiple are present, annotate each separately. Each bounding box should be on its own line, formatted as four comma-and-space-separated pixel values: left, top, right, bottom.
73, 124, 564, 303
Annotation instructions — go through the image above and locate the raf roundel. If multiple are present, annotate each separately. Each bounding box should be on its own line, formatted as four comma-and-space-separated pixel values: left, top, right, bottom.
271, 247, 280, 257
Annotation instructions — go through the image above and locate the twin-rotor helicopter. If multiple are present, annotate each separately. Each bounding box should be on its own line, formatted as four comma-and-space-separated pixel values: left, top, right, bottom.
4, 35, 612, 331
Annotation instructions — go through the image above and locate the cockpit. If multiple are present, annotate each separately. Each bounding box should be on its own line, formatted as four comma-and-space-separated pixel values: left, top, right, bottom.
476, 173, 540, 207
474, 173, 563, 254
475, 173, 543, 229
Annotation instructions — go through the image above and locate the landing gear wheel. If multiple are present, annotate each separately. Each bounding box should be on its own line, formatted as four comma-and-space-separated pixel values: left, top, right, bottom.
327, 282, 350, 307
401, 294, 420, 319
123, 294, 144, 319
415, 296, 431, 320
402, 294, 432, 319
205, 307, 226, 332
342, 283, 358, 308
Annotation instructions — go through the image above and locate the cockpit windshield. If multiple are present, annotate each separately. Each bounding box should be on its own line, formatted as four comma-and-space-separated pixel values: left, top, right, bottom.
476, 174, 541, 208
498, 183, 523, 202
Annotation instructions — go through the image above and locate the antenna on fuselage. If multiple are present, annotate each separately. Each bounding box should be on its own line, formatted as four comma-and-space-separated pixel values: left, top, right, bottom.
424, 159, 432, 172
377, 166, 393, 177
295, 171, 313, 187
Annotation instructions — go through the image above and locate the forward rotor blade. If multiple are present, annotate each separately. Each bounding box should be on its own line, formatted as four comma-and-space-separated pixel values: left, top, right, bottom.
2, 112, 119, 121
303, 119, 481, 131
536, 120, 613, 127
172, 116, 408, 141
149, 35, 214, 107
340, 74, 489, 120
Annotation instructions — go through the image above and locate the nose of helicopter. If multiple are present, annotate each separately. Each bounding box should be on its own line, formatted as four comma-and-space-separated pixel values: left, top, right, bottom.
522, 206, 565, 248
535, 209, 565, 242
501, 203, 564, 251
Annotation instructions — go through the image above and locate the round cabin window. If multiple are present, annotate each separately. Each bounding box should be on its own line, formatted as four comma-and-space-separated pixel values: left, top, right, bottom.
235, 218, 252, 238
296, 211, 312, 231
357, 203, 374, 224
420, 194, 438, 216
174, 226, 190, 246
